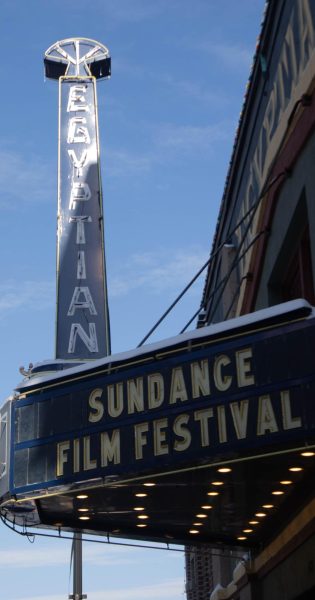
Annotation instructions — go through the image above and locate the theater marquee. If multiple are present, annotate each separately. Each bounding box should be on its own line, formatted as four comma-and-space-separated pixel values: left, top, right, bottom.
0, 300, 314, 546
11, 300, 315, 496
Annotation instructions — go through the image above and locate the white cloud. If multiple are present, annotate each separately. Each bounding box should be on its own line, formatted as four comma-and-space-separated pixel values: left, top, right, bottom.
157, 74, 228, 107
0, 281, 54, 315
10, 578, 183, 600
0, 148, 55, 208
202, 41, 253, 70
105, 149, 152, 177
105, 119, 230, 178
0, 542, 136, 570
155, 122, 229, 152
110, 63, 227, 108
97, 0, 171, 23
0, 546, 68, 569
109, 247, 208, 298
90, 579, 183, 600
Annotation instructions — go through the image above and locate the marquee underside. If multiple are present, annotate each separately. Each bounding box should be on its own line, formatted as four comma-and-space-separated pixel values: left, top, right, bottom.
3, 444, 315, 549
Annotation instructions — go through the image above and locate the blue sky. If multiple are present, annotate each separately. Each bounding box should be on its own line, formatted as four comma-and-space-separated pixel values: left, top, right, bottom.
0, 1, 264, 598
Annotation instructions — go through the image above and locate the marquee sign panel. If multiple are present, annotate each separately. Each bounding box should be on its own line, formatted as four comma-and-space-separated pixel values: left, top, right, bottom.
10, 301, 315, 496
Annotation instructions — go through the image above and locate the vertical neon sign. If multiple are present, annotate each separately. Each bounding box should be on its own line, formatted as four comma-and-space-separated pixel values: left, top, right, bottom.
44, 38, 111, 360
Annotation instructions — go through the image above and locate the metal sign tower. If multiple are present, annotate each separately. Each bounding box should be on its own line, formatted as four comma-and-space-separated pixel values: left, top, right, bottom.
44, 37, 111, 362
44, 37, 112, 600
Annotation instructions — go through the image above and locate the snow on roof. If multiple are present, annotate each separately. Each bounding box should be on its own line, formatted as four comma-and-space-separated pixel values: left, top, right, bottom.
15, 298, 313, 392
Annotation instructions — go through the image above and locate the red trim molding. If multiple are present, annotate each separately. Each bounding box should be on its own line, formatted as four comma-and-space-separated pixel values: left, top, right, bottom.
241, 90, 315, 314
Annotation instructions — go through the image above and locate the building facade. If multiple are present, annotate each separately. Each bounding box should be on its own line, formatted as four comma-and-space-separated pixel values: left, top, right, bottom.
186, 1, 315, 599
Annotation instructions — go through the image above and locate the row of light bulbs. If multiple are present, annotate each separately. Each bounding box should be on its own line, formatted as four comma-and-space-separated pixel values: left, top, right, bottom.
75, 482, 157, 527
189, 467, 232, 535
237, 451, 314, 541
188, 451, 315, 539
72, 450, 314, 539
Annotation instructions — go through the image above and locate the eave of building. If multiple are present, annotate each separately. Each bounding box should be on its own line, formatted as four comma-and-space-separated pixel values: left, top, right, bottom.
199, 0, 276, 316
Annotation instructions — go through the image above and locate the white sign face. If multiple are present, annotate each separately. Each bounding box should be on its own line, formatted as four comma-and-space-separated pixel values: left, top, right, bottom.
56, 78, 110, 359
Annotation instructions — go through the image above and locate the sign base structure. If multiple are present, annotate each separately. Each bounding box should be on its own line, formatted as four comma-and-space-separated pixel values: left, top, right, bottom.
2, 299, 315, 548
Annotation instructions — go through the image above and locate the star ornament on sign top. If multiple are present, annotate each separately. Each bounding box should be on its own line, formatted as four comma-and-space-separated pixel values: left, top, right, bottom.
44, 37, 111, 80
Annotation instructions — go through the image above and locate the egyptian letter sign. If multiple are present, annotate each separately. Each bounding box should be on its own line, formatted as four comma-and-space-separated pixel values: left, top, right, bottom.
10, 302, 315, 496
56, 77, 110, 359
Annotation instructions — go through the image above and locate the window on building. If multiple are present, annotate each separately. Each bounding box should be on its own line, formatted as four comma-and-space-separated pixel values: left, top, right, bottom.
268, 192, 315, 307
281, 226, 315, 304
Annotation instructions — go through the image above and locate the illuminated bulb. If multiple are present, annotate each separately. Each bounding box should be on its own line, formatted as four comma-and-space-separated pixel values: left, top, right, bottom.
76, 494, 88, 499
79, 516, 90, 521
207, 491, 219, 496
135, 493, 147, 498
137, 524, 147, 528
262, 504, 274, 509
196, 514, 207, 518
255, 512, 266, 518
243, 529, 253, 533
280, 480, 292, 485
249, 521, 259, 525
189, 529, 199, 534
134, 507, 145, 511
217, 467, 232, 473
272, 490, 284, 495
143, 482, 156, 487
289, 467, 303, 472
237, 536, 247, 541
301, 451, 315, 457
201, 505, 213, 510
78, 508, 89, 512
211, 481, 224, 486
137, 514, 149, 520
193, 522, 203, 526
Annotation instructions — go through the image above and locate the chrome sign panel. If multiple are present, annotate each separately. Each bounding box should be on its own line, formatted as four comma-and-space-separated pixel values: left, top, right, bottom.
56, 77, 110, 359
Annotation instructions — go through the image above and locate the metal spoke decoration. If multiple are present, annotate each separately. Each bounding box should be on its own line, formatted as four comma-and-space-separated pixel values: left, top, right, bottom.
44, 37, 111, 79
